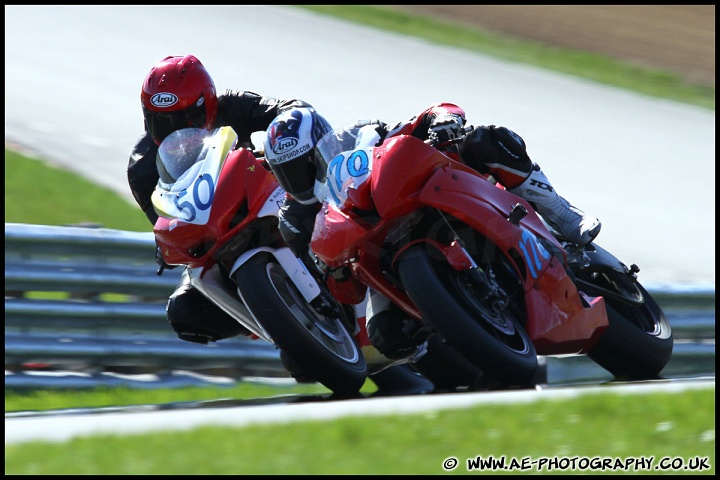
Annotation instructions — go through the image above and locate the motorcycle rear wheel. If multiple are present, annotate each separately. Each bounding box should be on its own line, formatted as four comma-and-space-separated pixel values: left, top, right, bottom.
398, 244, 538, 386
234, 253, 367, 395
586, 282, 674, 379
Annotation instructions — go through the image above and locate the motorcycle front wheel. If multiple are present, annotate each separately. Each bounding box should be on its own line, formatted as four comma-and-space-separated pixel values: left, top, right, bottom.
398, 244, 538, 386
234, 253, 367, 395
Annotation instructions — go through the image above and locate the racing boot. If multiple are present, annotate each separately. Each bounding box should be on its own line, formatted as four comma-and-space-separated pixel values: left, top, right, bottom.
355, 300, 418, 374
510, 163, 601, 246
365, 290, 431, 361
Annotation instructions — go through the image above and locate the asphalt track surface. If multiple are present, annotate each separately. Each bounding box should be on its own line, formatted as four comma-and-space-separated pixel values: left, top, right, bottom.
4, 6, 716, 445
5, 378, 715, 445
4, 6, 715, 289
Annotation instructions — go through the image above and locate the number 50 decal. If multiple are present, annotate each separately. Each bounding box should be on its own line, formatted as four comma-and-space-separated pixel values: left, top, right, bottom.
175, 173, 215, 222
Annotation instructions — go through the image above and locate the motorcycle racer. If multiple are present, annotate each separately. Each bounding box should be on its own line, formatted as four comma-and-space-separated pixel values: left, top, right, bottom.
127, 55, 312, 345
128, 55, 432, 395
264, 104, 602, 360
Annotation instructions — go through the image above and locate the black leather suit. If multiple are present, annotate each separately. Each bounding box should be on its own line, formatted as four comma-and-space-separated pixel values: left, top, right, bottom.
127, 90, 312, 344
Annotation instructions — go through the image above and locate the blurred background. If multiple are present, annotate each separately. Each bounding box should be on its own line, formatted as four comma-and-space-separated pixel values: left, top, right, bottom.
5, 5, 714, 288
4, 7, 715, 470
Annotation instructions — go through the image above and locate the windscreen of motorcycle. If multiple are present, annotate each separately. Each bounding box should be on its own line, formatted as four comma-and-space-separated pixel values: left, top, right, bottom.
314, 125, 377, 208
151, 126, 238, 224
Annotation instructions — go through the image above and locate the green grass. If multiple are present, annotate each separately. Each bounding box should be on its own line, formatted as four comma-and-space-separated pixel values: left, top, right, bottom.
295, 5, 714, 111
4, 382, 335, 413
4, 149, 150, 231
5, 388, 715, 474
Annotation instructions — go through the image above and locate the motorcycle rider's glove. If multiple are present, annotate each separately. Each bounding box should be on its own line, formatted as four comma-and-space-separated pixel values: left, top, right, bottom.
351, 118, 388, 146
428, 113, 465, 146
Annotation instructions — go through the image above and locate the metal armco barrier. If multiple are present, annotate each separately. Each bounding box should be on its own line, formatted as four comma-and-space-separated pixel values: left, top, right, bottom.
4, 223, 715, 390
5, 223, 286, 389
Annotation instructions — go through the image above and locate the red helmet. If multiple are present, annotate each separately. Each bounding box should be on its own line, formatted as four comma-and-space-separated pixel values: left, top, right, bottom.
141, 55, 218, 145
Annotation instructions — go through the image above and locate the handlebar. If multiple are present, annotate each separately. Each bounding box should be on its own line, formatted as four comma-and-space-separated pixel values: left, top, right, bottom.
424, 125, 474, 147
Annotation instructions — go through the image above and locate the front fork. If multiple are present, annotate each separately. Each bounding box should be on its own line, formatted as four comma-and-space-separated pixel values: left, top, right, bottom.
395, 236, 509, 314
230, 245, 346, 319
230, 246, 321, 302
442, 239, 509, 313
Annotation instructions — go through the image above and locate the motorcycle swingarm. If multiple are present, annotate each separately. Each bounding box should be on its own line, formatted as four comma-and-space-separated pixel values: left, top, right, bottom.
570, 243, 644, 306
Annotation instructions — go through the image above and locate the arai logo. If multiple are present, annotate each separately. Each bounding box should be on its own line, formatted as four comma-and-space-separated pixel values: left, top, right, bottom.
151, 92, 178, 108
272, 137, 298, 154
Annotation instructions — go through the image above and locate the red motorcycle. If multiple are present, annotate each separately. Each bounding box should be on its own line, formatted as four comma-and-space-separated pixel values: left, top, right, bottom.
310, 125, 673, 386
152, 127, 367, 394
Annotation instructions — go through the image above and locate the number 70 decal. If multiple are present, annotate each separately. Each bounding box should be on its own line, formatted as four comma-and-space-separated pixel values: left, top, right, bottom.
325, 149, 371, 206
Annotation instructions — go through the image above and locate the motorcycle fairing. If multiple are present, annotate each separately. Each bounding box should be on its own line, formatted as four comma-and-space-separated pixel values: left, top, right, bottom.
417, 165, 608, 353
419, 165, 558, 284
256, 184, 286, 219
154, 143, 281, 268
523, 260, 608, 354
313, 133, 608, 352
152, 126, 238, 224
186, 265, 271, 342
315, 147, 374, 211
371, 135, 449, 219
311, 203, 421, 316
311, 202, 369, 269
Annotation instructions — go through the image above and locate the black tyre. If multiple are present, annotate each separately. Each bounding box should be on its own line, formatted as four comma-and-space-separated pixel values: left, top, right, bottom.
234, 253, 367, 395
587, 282, 674, 379
397, 244, 538, 386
